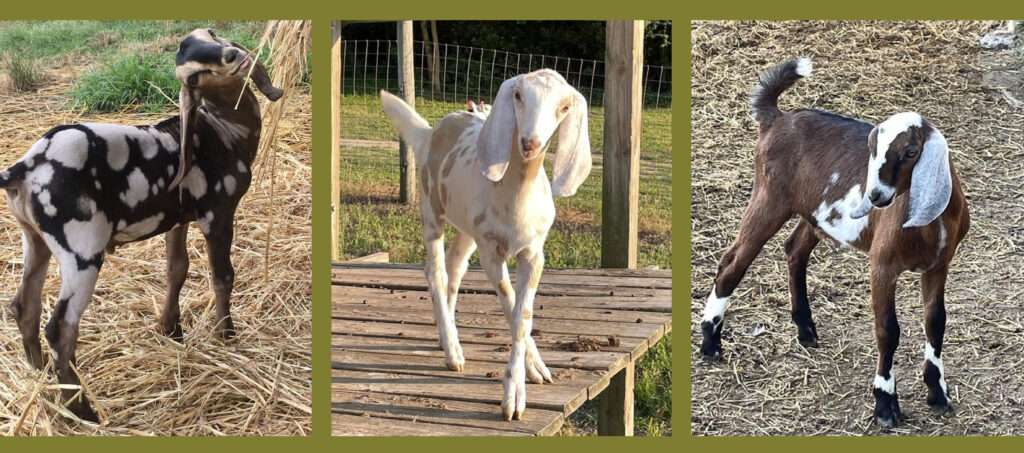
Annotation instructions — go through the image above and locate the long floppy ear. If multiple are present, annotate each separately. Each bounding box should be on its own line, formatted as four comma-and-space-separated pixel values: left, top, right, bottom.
478, 76, 520, 182
169, 87, 199, 189
904, 126, 952, 228
248, 59, 284, 101
550, 89, 592, 197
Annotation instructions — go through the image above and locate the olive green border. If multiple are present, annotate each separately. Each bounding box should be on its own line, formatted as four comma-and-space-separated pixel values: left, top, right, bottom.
0, 0, 1020, 451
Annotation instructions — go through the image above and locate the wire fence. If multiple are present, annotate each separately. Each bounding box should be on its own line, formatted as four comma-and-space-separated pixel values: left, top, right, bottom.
339, 38, 673, 267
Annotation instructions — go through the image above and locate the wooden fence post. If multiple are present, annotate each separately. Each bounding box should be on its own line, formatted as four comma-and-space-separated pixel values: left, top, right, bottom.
398, 21, 417, 205
331, 21, 343, 261
601, 20, 644, 269
598, 360, 635, 435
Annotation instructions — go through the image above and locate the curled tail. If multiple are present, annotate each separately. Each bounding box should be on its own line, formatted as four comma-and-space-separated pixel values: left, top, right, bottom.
0, 162, 27, 189
379, 90, 433, 164
751, 57, 812, 126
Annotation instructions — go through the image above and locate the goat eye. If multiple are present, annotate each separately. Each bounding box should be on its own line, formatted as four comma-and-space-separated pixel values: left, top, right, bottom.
561, 105, 570, 114
514, 92, 521, 102
187, 73, 200, 86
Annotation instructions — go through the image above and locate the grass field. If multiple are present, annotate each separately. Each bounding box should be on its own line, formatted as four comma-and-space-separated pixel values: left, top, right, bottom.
339, 94, 673, 435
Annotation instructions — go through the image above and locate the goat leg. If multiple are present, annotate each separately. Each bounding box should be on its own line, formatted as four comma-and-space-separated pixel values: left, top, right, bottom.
501, 246, 544, 421
784, 220, 820, 347
160, 225, 189, 341
481, 252, 552, 384
11, 229, 50, 369
701, 192, 790, 361
45, 252, 102, 423
870, 264, 901, 428
204, 221, 236, 340
424, 231, 464, 371
922, 266, 953, 414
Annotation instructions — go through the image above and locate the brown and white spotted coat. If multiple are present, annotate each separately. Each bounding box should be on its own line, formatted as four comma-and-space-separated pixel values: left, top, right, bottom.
380, 69, 592, 421
698, 58, 969, 428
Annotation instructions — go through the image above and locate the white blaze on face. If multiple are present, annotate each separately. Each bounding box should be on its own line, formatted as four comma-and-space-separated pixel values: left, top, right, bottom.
865, 112, 922, 200
701, 285, 730, 325
924, 343, 949, 397
813, 184, 870, 246
873, 372, 896, 395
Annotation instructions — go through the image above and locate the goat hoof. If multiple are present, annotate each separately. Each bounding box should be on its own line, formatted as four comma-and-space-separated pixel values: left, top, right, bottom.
163, 323, 184, 342
927, 393, 954, 415
873, 391, 902, 428
797, 334, 819, 348
69, 401, 99, 423
217, 317, 236, 340
701, 349, 723, 363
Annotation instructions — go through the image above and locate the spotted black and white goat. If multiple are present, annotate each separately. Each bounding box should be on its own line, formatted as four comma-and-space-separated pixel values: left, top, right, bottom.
698, 58, 969, 428
380, 69, 592, 421
3, 28, 283, 422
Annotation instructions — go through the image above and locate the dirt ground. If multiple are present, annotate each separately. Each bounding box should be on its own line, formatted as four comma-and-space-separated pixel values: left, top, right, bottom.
690, 21, 1024, 435
0, 63, 311, 433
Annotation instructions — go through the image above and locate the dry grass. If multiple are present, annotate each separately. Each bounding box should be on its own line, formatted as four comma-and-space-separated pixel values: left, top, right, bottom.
0, 22, 311, 435
690, 21, 1024, 436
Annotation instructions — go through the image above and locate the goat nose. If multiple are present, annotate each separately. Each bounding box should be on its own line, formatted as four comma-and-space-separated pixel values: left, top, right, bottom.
521, 137, 541, 152
868, 190, 882, 204
224, 48, 240, 63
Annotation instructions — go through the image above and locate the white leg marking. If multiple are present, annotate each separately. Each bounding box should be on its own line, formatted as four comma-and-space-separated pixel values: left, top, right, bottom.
924, 342, 949, 397
873, 373, 896, 395
701, 285, 730, 325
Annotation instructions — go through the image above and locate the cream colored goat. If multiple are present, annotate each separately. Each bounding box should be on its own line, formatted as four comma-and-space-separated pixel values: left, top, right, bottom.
380, 69, 592, 421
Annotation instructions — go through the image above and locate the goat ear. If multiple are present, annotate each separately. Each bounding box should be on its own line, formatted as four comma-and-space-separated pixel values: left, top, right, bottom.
170, 87, 199, 189
904, 127, 952, 228
551, 89, 592, 197
249, 59, 284, 101
478, 76, 520, 182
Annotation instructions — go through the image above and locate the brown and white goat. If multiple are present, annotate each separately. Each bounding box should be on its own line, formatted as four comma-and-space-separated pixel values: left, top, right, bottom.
380, 69, 592, 421
3, 28, 282, 422
699, 58, 969, 428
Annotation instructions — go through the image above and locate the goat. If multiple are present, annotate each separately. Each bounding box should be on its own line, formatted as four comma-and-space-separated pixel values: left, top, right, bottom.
3, 28, 283, 422
698, 58, 969, 428
380, 69, 592, 421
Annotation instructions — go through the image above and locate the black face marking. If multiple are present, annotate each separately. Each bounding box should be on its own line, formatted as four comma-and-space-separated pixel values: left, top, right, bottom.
176, 36, 225, 66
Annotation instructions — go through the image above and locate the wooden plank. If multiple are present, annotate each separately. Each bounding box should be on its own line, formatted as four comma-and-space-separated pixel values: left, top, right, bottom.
333, 366, 599, 415
601, 20, 644, 269
397, 20, 418, 205
344, 252, 390, 264
332, 321, 642, 355
333, 413, 528, 436
333, 293, 671, 325
333, 265, 672, 290
334, 306, 664, 340
597, 360, 635, 436
334, 262, 672, 278
335, 285, 671, 313
334, 390, 564, 436
331, 21, 343, 261
333, 335, 629, 372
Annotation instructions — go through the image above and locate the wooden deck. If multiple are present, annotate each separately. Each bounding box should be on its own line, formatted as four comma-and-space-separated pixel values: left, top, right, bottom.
332, 262, 672, 436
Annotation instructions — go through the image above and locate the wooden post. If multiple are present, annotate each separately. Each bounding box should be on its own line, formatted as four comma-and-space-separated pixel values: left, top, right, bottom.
398, 21, 417, 205
598, 360, 635, 436
600, 20, 644, 269
331, 21, 343, 261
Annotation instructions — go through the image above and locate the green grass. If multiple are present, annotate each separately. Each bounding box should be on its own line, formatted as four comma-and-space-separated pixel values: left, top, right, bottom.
0, 21, 267, 112
339, 94, 673, 435
5, 53, 42, 91
70, 53, 178, 112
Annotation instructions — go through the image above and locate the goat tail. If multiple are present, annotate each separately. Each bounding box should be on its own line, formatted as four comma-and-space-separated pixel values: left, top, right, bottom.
0, 162, 27, 189
750, 57, 812, 126
380, 90, 433, 163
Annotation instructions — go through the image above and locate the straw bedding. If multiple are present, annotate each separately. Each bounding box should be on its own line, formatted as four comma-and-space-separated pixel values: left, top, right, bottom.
691, 21, 1024, 435
0, 22, 311, 435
